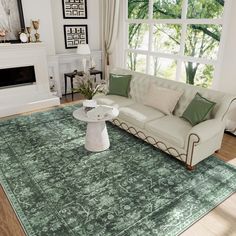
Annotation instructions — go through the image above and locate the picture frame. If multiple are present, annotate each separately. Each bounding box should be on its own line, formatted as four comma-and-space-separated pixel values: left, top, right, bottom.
62, 0, 87, 19
0, 0, 25, 43
64, 25, 88, 49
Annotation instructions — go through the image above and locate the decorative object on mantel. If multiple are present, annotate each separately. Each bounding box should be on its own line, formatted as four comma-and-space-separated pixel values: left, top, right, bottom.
26, 26, 33, 43
19, 32, 28, 43
20, 20, 41, 44
0, 0, 25, 43
32, 19, 41, 42
77, 43, 91, 72
64, 24, 88, 49
0, 29, 8, 43
62, 0, 87, 19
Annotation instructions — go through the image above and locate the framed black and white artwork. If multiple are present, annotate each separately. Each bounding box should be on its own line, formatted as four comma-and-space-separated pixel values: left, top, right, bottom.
62, 0, 87, 19
0, 0, 25, 42
64, 25, 88, 49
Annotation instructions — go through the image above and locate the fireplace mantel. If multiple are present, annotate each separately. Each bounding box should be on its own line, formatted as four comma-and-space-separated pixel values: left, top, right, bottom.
0, 42, 44, 49
0, 43, 60, 118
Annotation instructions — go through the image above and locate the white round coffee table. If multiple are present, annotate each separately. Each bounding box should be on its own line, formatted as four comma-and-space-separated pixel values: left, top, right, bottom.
73, 106, 119, 152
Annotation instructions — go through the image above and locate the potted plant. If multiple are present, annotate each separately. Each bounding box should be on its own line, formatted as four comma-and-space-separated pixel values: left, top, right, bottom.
73, 72, 106, 112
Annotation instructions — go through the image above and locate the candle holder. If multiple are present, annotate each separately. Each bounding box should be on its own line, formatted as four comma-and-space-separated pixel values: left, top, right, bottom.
32, 20, 41, 42
26, 26, 33, 43
0, 30, 7, 43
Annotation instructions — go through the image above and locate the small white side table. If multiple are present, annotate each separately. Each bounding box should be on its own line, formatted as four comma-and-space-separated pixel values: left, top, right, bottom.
73, 106, 119, 152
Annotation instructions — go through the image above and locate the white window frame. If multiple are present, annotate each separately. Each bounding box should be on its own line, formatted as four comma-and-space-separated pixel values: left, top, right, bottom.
125, 0, 228, 86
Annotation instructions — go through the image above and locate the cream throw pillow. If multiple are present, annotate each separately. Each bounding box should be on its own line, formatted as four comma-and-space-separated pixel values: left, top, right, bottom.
144, 84, 183, 115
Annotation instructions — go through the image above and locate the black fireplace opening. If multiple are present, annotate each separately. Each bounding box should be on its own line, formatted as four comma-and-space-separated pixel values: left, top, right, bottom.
0, 66, 36, 88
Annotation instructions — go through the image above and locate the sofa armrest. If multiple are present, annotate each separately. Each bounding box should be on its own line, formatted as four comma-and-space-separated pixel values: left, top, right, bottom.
215, 96, 236, 121
187, 119, 225, 144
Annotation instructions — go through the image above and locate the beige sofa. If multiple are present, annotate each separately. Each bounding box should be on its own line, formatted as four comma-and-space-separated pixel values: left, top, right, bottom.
94, 68, 236, 169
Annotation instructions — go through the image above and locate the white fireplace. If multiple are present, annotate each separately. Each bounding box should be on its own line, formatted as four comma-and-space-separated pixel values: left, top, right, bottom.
0, 43, 60, 118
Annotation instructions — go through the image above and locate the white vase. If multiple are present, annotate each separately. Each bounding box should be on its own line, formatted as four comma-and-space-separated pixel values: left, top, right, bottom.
83, 99, 97, 113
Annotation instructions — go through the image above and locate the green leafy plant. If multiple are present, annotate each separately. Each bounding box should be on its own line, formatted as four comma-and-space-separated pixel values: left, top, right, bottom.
73, 73, 106, 100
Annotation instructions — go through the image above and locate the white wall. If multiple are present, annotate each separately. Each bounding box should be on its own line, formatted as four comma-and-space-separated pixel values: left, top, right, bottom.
51, 0, 102, 54
211, 0, 236, 133
216, 0, 236, 95
22, 0, 56, 55
21, 0, 102, 55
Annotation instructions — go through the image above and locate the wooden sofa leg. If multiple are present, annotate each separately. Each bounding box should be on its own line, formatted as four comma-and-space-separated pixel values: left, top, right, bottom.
186, 164, 195, 171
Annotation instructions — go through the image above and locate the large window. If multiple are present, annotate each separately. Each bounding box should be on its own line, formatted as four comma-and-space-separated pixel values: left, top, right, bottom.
126, 0, 225, 88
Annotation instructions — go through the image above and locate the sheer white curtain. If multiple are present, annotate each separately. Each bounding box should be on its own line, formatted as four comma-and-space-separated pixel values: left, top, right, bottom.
102, 0, 120, 79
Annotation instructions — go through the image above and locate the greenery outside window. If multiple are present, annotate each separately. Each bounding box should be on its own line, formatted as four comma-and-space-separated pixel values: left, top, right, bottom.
126, 0, 225, 88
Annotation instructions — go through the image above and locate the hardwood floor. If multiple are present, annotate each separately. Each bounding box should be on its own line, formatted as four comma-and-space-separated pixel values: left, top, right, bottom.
60, 92, 84, 104
215, 132, 236, 162
0, 96, 236, 236
0, 186, 25, 236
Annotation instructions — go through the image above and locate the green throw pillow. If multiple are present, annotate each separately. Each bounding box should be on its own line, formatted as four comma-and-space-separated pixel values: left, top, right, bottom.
182, 92, 216, 126
108, 73, 132, 97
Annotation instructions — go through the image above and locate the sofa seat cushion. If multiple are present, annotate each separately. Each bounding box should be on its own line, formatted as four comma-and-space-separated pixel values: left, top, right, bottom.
94, 95, 134, 108
145, 116, 192, 148
119, 103, 165, 129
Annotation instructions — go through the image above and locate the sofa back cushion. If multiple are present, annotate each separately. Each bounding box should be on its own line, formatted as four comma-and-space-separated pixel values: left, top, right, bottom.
110, 68, 235, 120
181, 93, 216, 126
110, 68, 150, 103
144, 83, 183, 115
108, 73, 132, 97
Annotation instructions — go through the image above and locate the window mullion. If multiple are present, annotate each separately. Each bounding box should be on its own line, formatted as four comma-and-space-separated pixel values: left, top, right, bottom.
180, 0, 188, 56
176, 22, 187, 81
147, 23, 153, 74
176, 0, 188, 81
147, 0, 154, 74
149, 0, 153, 19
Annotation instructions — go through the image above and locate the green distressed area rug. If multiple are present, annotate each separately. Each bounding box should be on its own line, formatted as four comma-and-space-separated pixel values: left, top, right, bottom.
0, 104, 236, 236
